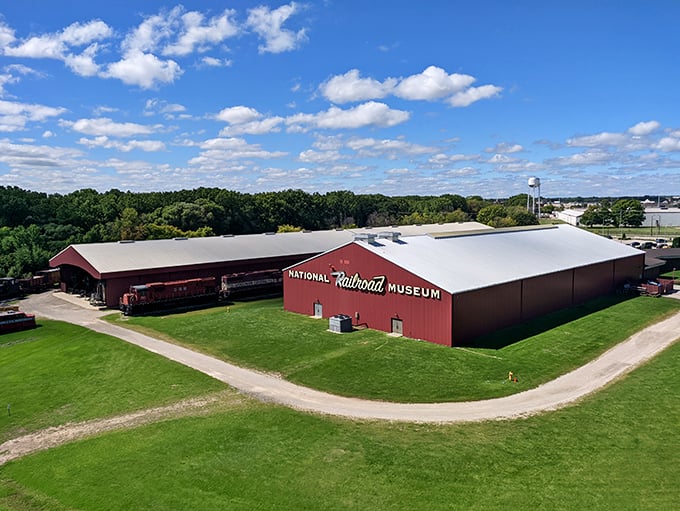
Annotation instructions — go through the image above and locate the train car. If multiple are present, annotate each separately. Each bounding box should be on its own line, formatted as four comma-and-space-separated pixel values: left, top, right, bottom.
36, 268, 61, 288
0, 310, 36, 334
0, 277, 21, 301
18, 275, 46, 293
119, 277, 217, 315
220, 269, 283, 300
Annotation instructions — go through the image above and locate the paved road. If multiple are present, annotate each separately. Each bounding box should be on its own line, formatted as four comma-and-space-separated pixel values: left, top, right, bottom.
20, 291, 680, 423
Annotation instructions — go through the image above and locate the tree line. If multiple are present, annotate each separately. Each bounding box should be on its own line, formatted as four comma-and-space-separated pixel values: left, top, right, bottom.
0, 186, 538, 278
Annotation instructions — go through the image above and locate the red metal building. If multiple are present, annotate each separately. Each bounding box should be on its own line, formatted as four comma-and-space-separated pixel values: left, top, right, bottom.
283, 225, 645, 347
49, 223, 488, 308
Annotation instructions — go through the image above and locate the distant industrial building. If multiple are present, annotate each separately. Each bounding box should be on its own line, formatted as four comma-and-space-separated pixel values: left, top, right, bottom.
283, 225, 644, 346
555, 209, 584, 226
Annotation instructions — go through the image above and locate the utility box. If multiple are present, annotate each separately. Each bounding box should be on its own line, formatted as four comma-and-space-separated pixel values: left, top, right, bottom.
329, 314, 353, 333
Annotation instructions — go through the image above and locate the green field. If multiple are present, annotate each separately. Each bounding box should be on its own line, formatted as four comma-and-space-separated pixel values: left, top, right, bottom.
106, 296, 680, 402
0, 320, 226, 443
1, 298, 679, 509
2, 337, 679, 510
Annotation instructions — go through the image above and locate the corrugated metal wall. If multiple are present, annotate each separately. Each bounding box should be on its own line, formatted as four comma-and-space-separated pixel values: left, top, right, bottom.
284, 243, 453, 346
452, 281, 521, 343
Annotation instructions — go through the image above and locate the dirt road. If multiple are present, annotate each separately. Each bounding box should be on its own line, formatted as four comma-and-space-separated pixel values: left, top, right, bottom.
18, 291, 680, 423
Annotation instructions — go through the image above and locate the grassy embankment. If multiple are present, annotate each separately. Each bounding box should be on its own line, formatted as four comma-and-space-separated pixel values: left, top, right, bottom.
1, 333, 679, 510
106, 295, 680, 402
0, 320, 227, 444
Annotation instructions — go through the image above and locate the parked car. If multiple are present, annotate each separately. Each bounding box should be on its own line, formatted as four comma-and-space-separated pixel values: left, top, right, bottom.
630, 241, 641, 248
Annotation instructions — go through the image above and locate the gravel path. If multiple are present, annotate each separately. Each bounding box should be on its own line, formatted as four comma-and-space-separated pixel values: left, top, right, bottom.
18, 291, 680, 423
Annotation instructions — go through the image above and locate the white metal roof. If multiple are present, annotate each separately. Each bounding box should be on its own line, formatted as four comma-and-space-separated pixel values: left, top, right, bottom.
52, 222, 490, 275
346, 224, 643, 294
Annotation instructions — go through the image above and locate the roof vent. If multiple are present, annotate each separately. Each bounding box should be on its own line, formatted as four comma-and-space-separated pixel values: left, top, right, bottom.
353, 233, 377, 243
264, 232, 276, 235
377, 231, 401, 242
222, 234, 234, 238
302, 229, 312, 233
174, 237, 188, 241
118, 240, 135, 244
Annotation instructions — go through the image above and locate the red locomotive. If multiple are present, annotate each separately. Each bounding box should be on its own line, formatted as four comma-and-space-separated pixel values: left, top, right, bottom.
119, 277, 217, 315
0, 309, 37, 334
220, 269, 283, 299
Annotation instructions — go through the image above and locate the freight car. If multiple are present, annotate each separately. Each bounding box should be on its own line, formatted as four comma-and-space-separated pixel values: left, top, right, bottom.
0, 277, 21, 301
220, 269, 283, 299
18, 275, 46, 293
0, 310, 36, 334
120, 277, 217, 316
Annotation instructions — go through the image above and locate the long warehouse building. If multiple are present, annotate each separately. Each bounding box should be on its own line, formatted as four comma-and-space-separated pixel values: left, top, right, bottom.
49, 222, 489, 308
283, 225, 645, 346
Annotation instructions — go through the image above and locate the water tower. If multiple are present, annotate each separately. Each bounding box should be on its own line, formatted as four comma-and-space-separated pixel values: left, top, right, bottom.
527, 177, 541, 218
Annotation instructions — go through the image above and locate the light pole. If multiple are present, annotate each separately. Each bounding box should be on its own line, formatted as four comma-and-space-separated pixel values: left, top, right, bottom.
650, 214, 660, 237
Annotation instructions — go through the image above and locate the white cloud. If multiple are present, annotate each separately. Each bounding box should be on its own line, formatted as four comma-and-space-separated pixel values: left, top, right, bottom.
319, 66, 502, 107
201, 56, 232, 67
190, 136, 287, 165
286, 102, 410, 131
346, 137, 436, 159
216, 105, 262, 124
566, 132, 628, 147
144, 99, 186, 118
0, 138, 83, 168
485, 142, 523, 154
162, 9, 238, 56
42, 130, 54, 138
628, 120, 660, 136
550, 149, 615, 167
219, 117, 284, 136
656, 137, 680, 152
448, 84, 503, 107
3, 20, 111, 69
319, 69, 397, 104
0, 22, 16, 48
61, 117, 157, 137
102, 50, 182, 89
488, 153, 515, 164
215, 105, 283, 135
0, 99, 66, 131
298, 149, 343, 163
78, 135, 166, 152
246, 2, 307, 54
0, 73, 18, 96
60, 21, 112, 46
64, 43, 101, 76
394, 66, 476, 101
427, 153, 478, 166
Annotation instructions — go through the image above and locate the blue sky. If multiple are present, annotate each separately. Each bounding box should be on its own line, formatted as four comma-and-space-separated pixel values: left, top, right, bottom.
0, 1, 678, 198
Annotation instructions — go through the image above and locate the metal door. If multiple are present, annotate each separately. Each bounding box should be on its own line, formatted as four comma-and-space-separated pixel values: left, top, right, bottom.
314, 302, 323, 317
391, 318, 403, 335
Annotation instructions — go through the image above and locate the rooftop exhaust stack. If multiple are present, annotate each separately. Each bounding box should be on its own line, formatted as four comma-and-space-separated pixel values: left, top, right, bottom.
353, 233, 377, 243
377, 231, 401, 242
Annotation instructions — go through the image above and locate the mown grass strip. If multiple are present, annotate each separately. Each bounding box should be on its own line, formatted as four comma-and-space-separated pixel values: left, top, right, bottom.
107, 295, 680, 402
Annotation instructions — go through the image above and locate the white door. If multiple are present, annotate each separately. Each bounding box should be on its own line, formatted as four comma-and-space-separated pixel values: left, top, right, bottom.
391, 318, 403, 335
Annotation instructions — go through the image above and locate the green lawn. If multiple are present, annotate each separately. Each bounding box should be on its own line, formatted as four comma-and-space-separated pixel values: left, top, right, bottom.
106, 295, 680, 402
2, 339, 679, 510
0, 320, 226, 443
